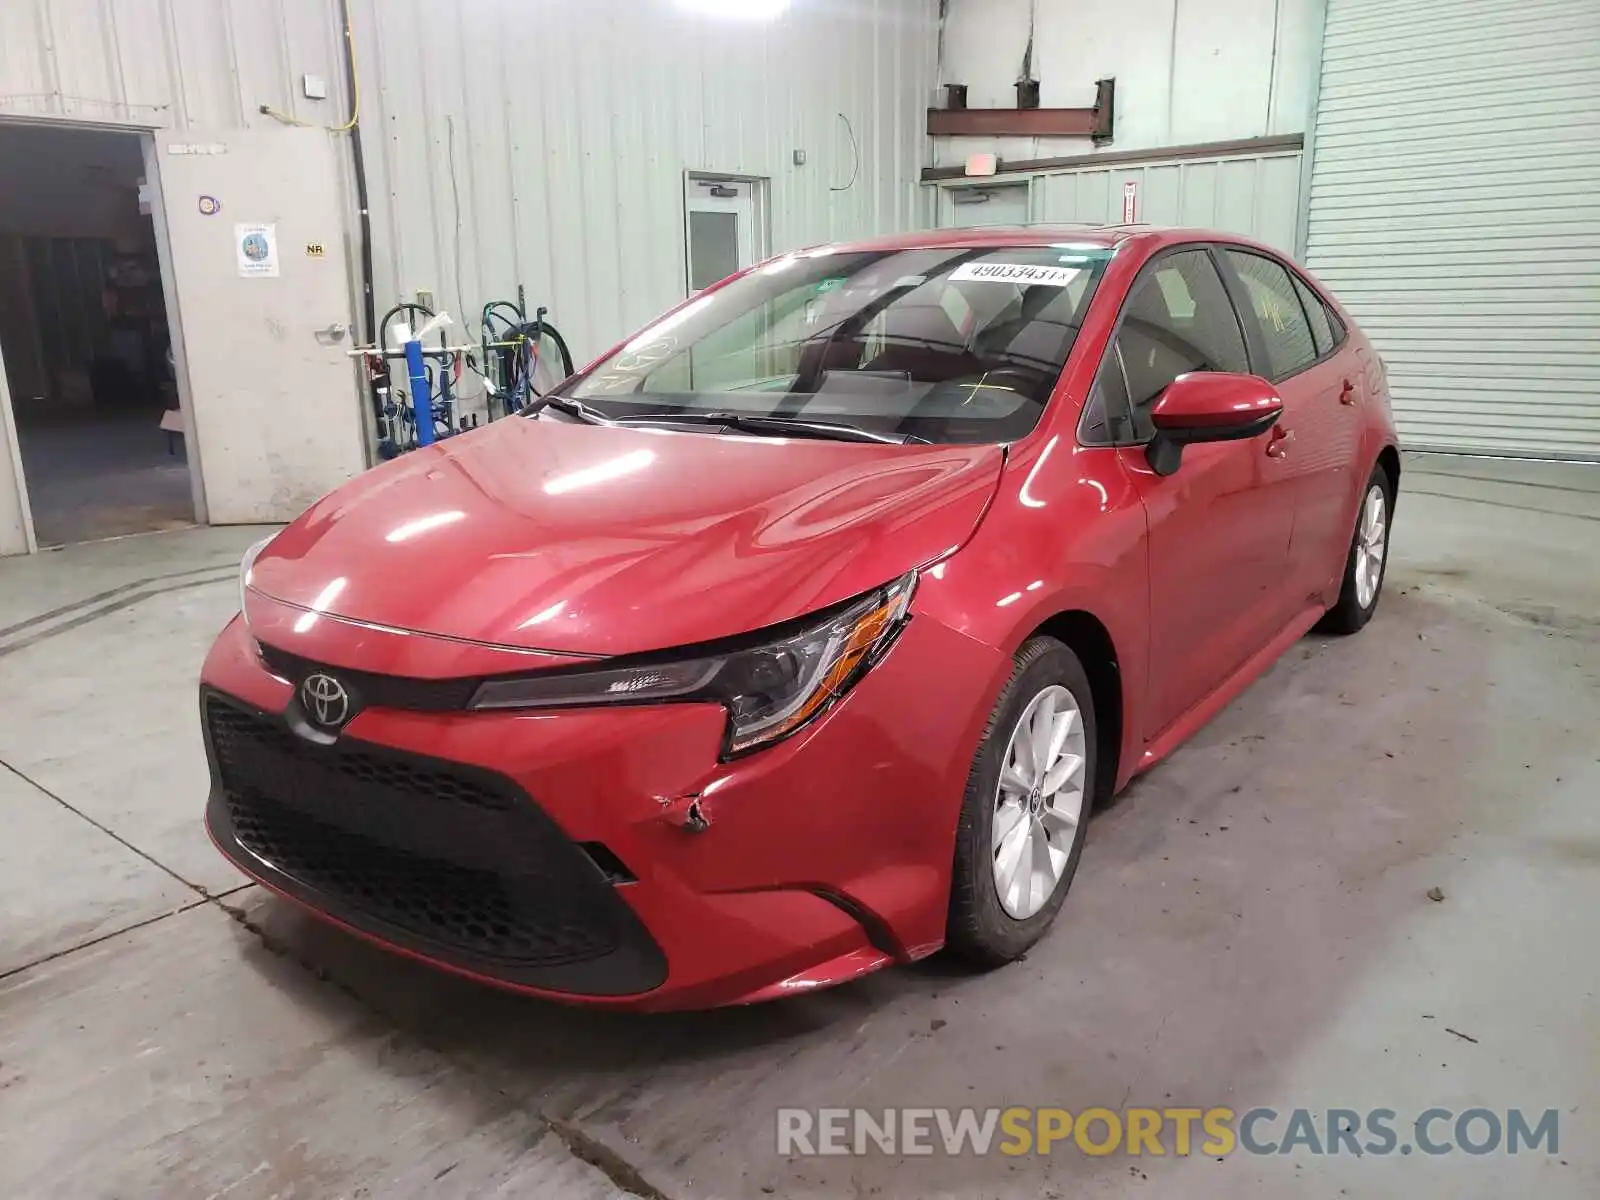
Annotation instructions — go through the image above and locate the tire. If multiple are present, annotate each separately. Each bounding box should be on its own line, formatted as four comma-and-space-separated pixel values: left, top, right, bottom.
1317, 464, 1394, 636
946, 636, 1097, 967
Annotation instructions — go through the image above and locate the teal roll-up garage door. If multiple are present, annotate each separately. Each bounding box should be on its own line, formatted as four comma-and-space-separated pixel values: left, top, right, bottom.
1305, 0, 1600, 458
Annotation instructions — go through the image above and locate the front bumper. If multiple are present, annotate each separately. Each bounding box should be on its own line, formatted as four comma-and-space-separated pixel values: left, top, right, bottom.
200, 607, 1005, 1010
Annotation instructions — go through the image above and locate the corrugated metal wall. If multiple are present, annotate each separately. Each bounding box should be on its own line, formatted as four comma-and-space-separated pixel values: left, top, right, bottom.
350, 0, 936, 369
0, 0, 936, 369
0, 0, 937, 550
0, 0, 347, 130
1306, 0, 1600, 457
1033, 149, 1304, 252
929, 146, 1304, 253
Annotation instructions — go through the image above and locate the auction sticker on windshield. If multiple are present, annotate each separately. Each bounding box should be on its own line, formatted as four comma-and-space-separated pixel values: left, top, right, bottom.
949, 262, 1080, 286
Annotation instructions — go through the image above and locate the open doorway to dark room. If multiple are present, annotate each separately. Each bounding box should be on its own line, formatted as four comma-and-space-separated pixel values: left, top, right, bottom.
0, 122, 193, 547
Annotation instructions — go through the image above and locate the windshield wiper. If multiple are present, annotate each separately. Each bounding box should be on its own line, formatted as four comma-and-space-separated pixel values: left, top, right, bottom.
612, 411, 925, 445
526, 394, 613, 425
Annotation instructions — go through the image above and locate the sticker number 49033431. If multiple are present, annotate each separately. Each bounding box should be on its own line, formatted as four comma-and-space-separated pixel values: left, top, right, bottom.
948, 262, 1080, 286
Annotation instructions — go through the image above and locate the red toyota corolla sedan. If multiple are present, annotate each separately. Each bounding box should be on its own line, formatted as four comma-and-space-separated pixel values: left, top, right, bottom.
202, 226, 1398, 1010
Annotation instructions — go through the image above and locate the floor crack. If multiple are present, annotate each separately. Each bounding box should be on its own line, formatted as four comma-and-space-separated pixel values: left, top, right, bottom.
209, 892, 377, 1009
208, 891, 677, 1200
1119, 1008, 1172, 1112
0, 756, 209, 895
544, 1115, 677, 1200
0, 895, 213, 982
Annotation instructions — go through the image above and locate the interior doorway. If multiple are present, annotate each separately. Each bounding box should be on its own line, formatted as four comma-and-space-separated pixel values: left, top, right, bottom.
0, 122, 194, 547
684, 174, 769, 294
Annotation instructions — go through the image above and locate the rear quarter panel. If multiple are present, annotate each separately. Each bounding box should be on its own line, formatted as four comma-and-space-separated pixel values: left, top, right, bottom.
1336, 322, 1402, 580
1276, 255, 1402, 583
1292, 260, 1401, 466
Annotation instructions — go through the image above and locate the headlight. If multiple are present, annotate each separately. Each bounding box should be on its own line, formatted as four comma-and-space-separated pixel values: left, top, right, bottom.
238, 536, 273, 620
470, 573, 917, 756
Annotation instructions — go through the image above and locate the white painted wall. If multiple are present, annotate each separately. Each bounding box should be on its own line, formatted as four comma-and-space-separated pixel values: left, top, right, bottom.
935, 0, 1324, 166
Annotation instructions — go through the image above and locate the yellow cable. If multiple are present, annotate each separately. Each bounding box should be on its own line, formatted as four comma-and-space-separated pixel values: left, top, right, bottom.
258, 16, 358, 132
259, 105, 313, 127
326, 16, 361, 133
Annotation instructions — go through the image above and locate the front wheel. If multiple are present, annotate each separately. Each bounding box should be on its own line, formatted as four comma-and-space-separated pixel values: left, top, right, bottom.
1318, 465, 1393, 635
946, 637, 1096, 967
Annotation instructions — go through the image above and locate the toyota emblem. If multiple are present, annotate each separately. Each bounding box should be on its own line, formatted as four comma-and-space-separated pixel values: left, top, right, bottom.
300, 673, 352, 729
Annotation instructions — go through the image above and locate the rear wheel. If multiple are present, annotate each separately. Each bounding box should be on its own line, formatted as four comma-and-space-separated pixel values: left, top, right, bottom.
1318, 465, 1393, 635
947, 637, 1096, 966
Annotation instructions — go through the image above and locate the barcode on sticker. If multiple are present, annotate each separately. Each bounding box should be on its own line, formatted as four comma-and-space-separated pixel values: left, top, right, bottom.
949, 262, 1080, 286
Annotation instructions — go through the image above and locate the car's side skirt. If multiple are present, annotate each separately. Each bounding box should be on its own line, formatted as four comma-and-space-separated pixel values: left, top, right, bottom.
1132, 601, 1327, 780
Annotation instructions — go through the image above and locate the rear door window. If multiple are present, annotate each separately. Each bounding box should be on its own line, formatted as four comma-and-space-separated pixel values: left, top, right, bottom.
1224, 250, 1318, 380
1291, 274, 1336, 358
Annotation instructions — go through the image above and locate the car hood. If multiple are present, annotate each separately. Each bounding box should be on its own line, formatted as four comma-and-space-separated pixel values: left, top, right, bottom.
249, 417, 1004, 658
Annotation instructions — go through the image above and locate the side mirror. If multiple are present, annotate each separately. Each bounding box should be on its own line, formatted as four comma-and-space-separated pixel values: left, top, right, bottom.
1145, 372, 1284, 477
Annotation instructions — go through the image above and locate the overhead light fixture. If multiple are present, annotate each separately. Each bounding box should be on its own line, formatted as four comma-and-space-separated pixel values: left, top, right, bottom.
677, 0, 791, 18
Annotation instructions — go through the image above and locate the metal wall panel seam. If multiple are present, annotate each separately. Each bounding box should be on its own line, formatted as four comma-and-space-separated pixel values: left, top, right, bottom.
156, 0, 190, 128
217, 0, 247, 127
35, 0, 62, 116
97, 0, 129, 115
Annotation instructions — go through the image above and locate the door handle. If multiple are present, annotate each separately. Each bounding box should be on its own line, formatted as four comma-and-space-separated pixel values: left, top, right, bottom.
1339, 378, 1357, 405
317, 322, 349, 343
1266, 425, 1292, 457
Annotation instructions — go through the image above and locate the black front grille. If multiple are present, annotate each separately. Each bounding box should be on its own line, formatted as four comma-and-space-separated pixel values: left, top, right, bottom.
203, 693, 666, 994
257, 642, 479, 712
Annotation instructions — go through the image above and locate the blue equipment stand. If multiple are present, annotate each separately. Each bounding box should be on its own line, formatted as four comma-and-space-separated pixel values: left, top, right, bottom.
404, 336, 434, 447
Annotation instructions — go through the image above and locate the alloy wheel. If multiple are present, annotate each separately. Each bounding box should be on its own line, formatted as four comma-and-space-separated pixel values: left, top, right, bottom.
1354, 483, 1388, 610
992, 684, 1089, 920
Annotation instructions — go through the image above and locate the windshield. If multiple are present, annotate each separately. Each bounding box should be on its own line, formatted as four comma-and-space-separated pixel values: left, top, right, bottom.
560, 244, 1115, 444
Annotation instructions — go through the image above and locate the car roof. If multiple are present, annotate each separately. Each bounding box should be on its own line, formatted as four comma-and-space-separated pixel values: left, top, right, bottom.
819, 224, 1274, 256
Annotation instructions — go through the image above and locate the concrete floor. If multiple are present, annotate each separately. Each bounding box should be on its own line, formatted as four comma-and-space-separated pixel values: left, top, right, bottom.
13, 407, 194, 547
1, 454, 1596, 1199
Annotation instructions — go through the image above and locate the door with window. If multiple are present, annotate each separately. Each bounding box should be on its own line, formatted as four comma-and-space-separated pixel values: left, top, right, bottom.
1089, 247, 1297, 738
685, 177, 764, 294
1222, 249, 1360, 604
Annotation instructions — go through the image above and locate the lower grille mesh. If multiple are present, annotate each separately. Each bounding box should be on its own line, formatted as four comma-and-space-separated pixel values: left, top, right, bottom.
206, 697, 628, 969
228, 794, 617, 964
